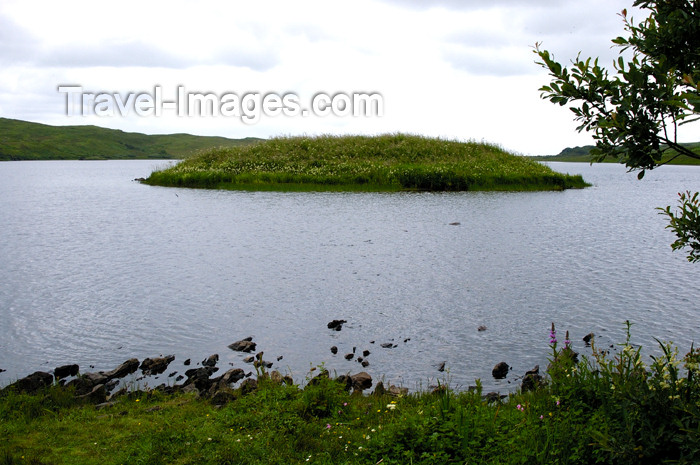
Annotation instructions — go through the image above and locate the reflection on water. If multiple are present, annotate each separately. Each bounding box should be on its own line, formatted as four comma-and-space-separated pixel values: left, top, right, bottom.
0, 160, 699, 391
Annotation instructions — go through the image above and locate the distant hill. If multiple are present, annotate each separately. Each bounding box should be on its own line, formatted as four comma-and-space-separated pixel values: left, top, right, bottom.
0, 117, 262, 160
534, 143, 700, 165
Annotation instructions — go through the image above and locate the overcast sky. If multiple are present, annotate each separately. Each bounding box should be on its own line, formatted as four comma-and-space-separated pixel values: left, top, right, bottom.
0, 0, 669, 155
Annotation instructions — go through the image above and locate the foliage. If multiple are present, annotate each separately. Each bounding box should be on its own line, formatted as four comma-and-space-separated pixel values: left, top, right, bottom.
546, 322, 700, 464
658, 190, 700, 262
535, 0, 700, 261
145, 133, 589, 192
535, 1, 699, 174
0, 117, 260, 160
2, 326, 700, 464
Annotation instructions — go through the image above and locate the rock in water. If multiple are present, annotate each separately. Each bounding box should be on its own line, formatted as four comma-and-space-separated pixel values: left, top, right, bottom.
202, 354, 219, 367
103, 358, 140, 380
327, 319, 347, 331
350, 372, 373, 391
8, 371, 53, 393
492, 362, 510, 379
228, 339, 256, 353
54, 364, 79, 380
521, 365, 543, 392
140, 356, 174, 376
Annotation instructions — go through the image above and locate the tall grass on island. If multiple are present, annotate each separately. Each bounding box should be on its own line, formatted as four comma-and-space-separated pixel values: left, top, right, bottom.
144, 134, 589, 192
2, 323, 699, 464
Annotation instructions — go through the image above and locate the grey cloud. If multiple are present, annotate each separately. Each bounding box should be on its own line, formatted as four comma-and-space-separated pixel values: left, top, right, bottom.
40, 40, 191, 69
377, 0, 566, 11
0, 14, 280, 71
443, 46, 535, 76
39, 40, 280, 72
0, 14, 41, 65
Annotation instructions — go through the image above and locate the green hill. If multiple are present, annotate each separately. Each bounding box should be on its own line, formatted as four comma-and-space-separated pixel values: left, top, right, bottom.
0, 117, 261, 160
535, 143, 700, 165
145, 133, 589, 192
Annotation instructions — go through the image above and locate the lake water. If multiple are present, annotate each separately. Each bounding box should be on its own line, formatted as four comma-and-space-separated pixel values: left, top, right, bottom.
1, 160, 699, 392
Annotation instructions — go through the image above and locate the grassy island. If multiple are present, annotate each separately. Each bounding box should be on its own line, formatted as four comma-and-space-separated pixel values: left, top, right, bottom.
144, 134, 589, 191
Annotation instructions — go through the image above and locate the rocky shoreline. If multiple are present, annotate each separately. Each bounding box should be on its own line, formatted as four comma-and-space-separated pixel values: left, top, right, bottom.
1, 321, 566, 406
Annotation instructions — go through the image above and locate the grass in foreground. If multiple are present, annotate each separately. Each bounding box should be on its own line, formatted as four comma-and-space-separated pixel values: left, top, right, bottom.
144, 134, 589, 192
2, 323, 699, 465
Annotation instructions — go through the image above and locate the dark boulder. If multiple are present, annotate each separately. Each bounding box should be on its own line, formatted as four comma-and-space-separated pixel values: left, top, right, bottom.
583, 333, 595, 345
202, 354, 219, 367
67, 375, 103, 396
75, 384, 107, 404
54, 364, 79, 380
344, 353, 354, 360
373, 381, 386, 396
228, 339, 256, 353
9, 371, 53, 393
184, 366, 219, 391
219, 368, 245, 386
350, 372, 373, 391
329, 322, 343, 331
380, 343, 394, 349
362, 350, 370, 357
521, 365, 544, 393
103, 358, 140, 380
327, 319, 347, 331
492, 362, 510, 379
334, 374, 353, 391
239, 378, 258, 395
330, 346, 338, 355
139, 356, 174, 376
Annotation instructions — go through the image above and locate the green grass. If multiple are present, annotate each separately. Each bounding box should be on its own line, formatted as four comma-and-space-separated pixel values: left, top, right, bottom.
535, 142, 700, 165
2, 324, 699, 464
0, 117, 261, 160
144, 133, 589, 192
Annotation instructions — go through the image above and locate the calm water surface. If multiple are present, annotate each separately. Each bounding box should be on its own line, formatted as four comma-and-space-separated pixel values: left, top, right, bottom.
1, 160, 699, 391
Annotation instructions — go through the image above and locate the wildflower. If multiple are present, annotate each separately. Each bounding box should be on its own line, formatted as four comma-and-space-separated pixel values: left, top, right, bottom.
516, 404, 524, 412
326, 424, 331, 429
550, 323, 557, 346
540, 415, 544, 419
564, 331, 571, 348
386, 404, 396, 410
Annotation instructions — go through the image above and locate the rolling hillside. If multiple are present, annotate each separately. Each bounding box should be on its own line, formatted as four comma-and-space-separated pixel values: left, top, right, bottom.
0, 118, 261, 160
